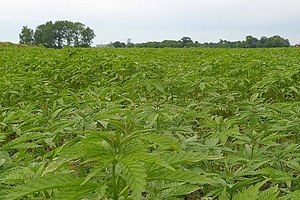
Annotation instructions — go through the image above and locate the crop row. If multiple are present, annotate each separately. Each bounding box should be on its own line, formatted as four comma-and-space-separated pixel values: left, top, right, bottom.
0, 47, 300, 199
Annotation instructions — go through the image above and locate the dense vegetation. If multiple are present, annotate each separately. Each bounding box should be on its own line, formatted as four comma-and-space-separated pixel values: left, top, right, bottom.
109, 35, 290, 48
19, 21, 95, 48
0, 47, 300, 199
0, 42, 34, 48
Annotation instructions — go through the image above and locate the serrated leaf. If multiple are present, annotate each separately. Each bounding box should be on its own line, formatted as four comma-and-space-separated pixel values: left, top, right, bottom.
5, 174, 84, 200
254, 168, 294, 181
81, 158, 114, 185
219, 187, 230, 200
257, 185, 279, 200
50, 184, 99, 200
119, 158, 147, 200
167, 184, 201, 197
148, 168, 221, 185
141, 133, 180, 151
284, 190, 300, 199
163, 151, 221, 165
232, 180, 268, 200
260, 133, 288, 144
1, 167, 34, 185
133, 153, 175, 171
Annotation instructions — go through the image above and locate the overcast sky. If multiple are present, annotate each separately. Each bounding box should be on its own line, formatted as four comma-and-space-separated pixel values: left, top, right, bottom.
1, 0, 300, 45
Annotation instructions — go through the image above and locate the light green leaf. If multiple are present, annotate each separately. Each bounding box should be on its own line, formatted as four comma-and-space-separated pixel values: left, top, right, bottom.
232, 180, 267, 200
163, 151, 221, 165
167, 184, 201, 197
5, 174, 85, 200
133, 153, 175, 171
148, 168, 221, 185
257, 185, 279, 200
141, 133, 180, 151
119, 158, 147, 200
250, 93, 259, 102
219, 187, 230, 200
81, 158, 114, 185
50, 184, 99, 200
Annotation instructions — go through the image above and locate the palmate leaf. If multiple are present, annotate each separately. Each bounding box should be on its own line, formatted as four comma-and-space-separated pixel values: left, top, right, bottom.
81, 158, 115, 185
166, 184, 201, 197
232, 181, 263, 200
148, 168, 221, 185
49, 184, 99, 200
219, 187, 230, 200
1, 167, 35, 186
5, 174, 89, 200
257, 185, 279, 200
119, 158, 147, 200
162, 151, 221, 165
218, 184, 279, 200
141, 133, 181, 151
253, 168, 294, 181
151, 183, 200, 199
43, 138, 84, 174
232, 180, 279, 200
132, 153, 175, 171
3, 132, 45, 150
82, 130, 116, 147
283, 190, 300, 200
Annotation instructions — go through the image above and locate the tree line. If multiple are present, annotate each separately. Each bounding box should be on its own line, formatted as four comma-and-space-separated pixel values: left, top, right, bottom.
20, 20, 290, 49
106, 35, 290, 48
19, 20, 95, 48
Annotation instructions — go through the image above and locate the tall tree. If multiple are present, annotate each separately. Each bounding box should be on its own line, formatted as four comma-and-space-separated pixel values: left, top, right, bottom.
28, 21, 95, 48
34, 21, 56, 48
79, 27, 96, 47
52, 20, 69, 48
126, 38, 134, 48
112, 41, 126, 48
19, 26, 34, 45
72, 22, 84, 47
245, 35, 259, 48
180, 37, 193, 47
267, 35, 290, 47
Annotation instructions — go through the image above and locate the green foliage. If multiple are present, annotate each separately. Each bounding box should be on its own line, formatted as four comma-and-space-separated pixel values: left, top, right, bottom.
30, 20, 95, 48
0, 47, 300, 199
19, 26, 34, 45
219, 181, 279, 200
0, 42, 34, 48
5, 174, 98, 200
133, 35, 290, 48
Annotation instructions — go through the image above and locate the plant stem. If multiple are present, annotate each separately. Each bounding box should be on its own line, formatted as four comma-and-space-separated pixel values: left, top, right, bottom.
112, 163, 118, 200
